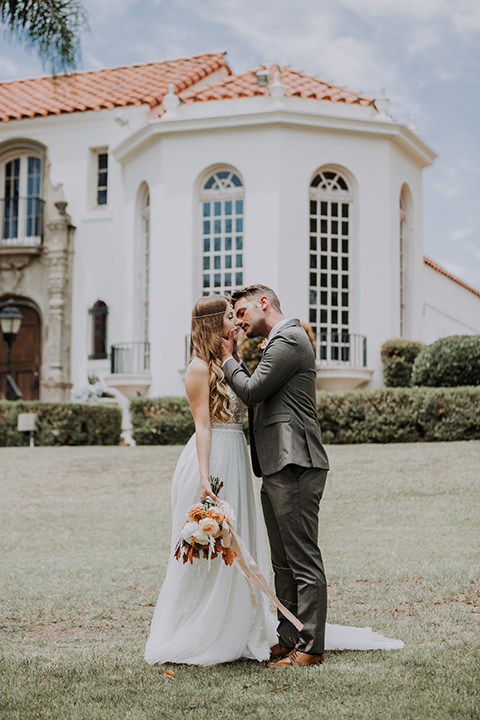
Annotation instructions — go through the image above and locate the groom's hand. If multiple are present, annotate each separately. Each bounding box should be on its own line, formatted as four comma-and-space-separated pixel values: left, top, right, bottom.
221, 327, 238, 363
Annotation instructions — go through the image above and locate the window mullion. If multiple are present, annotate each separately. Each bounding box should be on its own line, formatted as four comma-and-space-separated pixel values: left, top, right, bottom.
18, 156, 28, 238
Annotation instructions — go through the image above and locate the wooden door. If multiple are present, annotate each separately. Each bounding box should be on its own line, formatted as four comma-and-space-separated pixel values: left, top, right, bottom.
0, 302, 41, 400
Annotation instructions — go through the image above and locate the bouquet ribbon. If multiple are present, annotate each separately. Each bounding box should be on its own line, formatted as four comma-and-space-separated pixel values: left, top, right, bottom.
219, 501, 304, 632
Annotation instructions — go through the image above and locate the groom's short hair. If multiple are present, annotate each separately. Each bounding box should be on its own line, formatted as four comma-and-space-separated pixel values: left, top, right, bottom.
231, 284, 282, 312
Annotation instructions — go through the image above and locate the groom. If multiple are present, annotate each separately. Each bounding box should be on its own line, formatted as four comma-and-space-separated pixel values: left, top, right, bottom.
221, 284, 329, 668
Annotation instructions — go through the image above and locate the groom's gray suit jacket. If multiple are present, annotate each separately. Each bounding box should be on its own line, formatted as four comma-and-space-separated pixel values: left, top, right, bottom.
224, 319, 329, 478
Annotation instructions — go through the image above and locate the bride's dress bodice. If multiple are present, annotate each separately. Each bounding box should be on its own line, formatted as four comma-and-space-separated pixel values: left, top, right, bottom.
211, 385, 245, 428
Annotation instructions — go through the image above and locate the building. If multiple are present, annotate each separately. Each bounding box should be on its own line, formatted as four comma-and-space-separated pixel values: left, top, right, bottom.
1, 51, 479, 402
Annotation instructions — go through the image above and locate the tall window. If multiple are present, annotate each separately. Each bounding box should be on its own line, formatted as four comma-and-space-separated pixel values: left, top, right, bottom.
308, 170, 352, 361
1, 153, 43, 245
93, 149, 108, 206
97, 152, 108, 205
399, 185, 412, 337
399, 193, 406, 337
200, 169, 244, 295
89, 301, 108, 359
142, 190, 150, 341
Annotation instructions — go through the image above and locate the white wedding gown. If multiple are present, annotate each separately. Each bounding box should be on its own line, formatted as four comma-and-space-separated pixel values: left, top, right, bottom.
144, 389, 403, 666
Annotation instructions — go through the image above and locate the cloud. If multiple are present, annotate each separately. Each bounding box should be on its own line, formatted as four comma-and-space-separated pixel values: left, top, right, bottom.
0, 58, 22, 79
337, 0, 480, 30
465, 241, 480, 261
450, 227, 474, 243
451, 0, 480, 34
406, 26, 442, 57
182, 0, 399, 92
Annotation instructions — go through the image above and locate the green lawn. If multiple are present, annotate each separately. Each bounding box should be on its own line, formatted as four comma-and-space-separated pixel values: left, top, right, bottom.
1, 442, 479, 720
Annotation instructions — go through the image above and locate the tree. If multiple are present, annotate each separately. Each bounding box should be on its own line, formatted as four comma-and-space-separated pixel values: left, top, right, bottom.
0, 0, 87, 75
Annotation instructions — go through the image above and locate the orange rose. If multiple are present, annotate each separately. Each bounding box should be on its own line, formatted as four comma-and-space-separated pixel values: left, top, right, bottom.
187, 503, 207, 522
207, 507, 225, 523
199, 517, 220, 536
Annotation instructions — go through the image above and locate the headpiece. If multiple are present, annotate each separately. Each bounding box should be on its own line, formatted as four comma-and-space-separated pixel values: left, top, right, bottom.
191, 309, 227, 319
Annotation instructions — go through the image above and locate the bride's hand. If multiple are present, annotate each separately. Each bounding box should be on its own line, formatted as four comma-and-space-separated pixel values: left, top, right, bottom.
231, 327, 240, 362
200, 478, 218, 503
220, 333, 234, 363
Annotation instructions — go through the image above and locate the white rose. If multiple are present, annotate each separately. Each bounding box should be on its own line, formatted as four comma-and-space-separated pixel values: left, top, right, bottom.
198, 518, 219, 536
192, 530, 209, 546
180, 521, 198, 544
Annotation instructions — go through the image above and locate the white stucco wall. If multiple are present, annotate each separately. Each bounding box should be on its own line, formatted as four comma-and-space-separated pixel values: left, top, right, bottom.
423, 263, 480, 343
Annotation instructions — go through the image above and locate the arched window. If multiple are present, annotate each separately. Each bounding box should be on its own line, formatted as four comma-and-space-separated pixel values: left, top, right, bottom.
142, 189, 150, 341
308, 169, 353, 361
89, 301, 108, 359
1, 149, 43, 246
199, 169, 244, 295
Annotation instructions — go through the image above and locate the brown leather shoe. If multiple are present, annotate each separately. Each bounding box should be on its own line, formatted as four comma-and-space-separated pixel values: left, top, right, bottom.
267, 648, 325, 668
269, 643, 291, 661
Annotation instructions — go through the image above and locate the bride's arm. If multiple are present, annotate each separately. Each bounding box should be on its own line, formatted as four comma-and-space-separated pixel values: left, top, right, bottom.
185, 358, 217, 503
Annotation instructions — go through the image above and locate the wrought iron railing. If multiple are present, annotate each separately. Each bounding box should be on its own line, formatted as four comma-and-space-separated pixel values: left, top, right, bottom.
110, 342, 150, 374
184, 332, 367, 368
315, 332, 367, 367
1, 197, 44, 246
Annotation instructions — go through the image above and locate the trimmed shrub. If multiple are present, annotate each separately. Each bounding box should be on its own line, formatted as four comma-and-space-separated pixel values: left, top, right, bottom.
129, 387, 480, 445
317, 386, 480, 444
0, 402, 122, 447
381, 338, 425, 387
412, 335, 480, 387
130, 396, 195, 445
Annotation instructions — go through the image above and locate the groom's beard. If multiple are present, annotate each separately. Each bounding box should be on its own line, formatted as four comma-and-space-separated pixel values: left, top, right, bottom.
244, 318, 268, 339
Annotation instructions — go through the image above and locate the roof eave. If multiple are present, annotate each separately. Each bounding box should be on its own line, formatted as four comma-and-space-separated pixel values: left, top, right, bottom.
113, 98, 437, 168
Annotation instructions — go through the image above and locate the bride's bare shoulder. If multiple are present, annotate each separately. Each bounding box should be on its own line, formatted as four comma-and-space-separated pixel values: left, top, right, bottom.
185, 357, 209, 388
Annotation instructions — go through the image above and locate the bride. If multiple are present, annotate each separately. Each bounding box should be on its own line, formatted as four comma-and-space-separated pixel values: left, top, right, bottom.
144, 295, 402, 666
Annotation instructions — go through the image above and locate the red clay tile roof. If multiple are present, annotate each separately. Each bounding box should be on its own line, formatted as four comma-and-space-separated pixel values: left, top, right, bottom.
0, 52, 229, 122
424, 256, 480, 298
178, 63, 375, 106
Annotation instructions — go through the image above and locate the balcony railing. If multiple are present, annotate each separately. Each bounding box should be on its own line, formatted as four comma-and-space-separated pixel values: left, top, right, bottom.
1, 197, 44, 247
184, 332, 367, 369
316, 332, 367, 367
110, 341, 150, 374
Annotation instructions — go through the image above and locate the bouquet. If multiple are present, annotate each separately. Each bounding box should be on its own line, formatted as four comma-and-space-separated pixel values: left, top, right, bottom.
174, 476, 237, 566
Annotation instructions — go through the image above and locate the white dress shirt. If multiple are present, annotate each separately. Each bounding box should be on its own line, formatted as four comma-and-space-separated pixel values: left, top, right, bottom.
266, 318, 290, 344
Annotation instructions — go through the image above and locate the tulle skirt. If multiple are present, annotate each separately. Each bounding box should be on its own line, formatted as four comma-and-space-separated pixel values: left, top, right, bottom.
145, 425, 277, 666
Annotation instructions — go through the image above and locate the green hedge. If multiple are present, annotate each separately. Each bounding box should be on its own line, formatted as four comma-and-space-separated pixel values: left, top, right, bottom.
130, 387, 480, 445
381, 338, 425, 387
412, 335, 480, 387
317, 386, 480, 443
0, 402, 122, 447
130, 396, 195, 445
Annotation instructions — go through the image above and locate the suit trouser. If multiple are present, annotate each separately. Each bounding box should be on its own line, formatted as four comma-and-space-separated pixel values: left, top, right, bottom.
261, 465, 328, 655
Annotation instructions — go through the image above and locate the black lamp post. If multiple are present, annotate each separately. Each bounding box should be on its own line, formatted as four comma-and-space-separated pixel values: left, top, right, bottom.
0, 299, 24, 400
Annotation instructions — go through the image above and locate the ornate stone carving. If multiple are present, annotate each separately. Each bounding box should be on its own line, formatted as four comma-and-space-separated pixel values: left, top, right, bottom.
0, 258, 28, 293
41, 183, 75, 400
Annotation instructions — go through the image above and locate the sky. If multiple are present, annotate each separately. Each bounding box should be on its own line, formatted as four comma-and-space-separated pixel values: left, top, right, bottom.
1, 0, 479, 290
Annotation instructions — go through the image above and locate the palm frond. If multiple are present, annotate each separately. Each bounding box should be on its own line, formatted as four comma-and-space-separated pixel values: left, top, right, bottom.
0, 0, 88, 75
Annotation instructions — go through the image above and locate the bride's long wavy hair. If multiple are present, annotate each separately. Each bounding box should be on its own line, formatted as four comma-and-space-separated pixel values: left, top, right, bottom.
190, 295, 232, 423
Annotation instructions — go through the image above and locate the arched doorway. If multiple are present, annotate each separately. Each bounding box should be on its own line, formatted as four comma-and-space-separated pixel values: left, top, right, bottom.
0, 296, 41, 400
